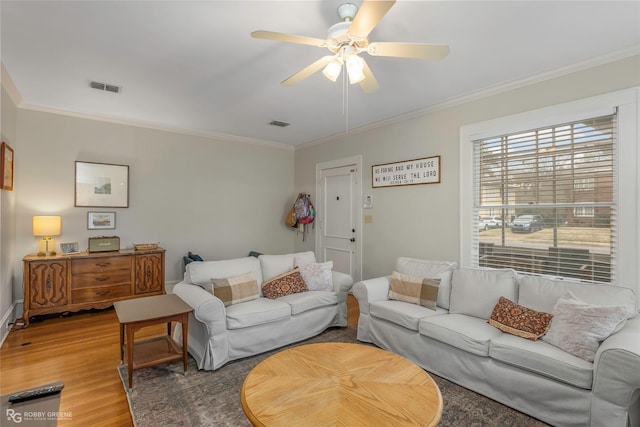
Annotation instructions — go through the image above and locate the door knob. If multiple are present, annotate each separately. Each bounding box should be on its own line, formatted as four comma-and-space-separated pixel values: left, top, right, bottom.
350, 238, 355, 242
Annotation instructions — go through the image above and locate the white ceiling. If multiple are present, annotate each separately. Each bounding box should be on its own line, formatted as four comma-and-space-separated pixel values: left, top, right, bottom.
2, 1, 639, 147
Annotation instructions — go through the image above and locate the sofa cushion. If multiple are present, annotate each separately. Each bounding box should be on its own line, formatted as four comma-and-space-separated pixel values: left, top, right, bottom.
370, 300, 448, 331
449, 268, 517, 320
259, 251, 316, 281
262, 268, 308, 299
277, 290, 338, 315
517, 275, 637, 319
225, 298, 291, 330
210, 271, 260, 307
542, 292, 628, 362
297, 261, 333, 291
388, 271, 440, 310
292, 251, 317, 267
419, 313, 503, 356
489, 296, 553, 341
490, 333, 594, 390
395, 257, 456, 310
186, 257, 263, 287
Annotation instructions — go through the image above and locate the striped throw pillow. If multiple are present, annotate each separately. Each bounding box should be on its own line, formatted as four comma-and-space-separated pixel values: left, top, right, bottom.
388, 271, 440, 310
211, 271, 259, 306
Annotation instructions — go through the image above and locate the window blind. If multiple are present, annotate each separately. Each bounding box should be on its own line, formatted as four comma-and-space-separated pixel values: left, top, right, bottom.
472, 113, 616, 284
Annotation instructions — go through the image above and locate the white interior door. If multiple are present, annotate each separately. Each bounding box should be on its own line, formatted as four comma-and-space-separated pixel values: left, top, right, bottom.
317, 164, 361, 281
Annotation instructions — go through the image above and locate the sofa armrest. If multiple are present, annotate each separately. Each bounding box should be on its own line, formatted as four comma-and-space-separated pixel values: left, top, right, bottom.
173, 281, 226, 327
352, 276, 391, 315
332, 271, 354, 296
591, 315, 640, 427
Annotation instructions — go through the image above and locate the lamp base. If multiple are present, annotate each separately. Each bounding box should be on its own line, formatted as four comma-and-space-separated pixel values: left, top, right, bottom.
37, 238, 57, 257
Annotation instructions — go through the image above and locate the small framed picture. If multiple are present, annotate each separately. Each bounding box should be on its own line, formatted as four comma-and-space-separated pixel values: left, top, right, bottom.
60, 242, 80, 254
88, 211, 116, 230
1, 142, 14, 191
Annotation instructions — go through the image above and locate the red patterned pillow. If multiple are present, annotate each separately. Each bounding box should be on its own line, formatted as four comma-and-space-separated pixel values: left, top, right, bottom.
261, 267, 308, 299
489, 296, 553, 341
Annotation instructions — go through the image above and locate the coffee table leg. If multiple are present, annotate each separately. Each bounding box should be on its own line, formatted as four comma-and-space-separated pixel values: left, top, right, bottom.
127, 325, 135, 390
181, 315, 188, 375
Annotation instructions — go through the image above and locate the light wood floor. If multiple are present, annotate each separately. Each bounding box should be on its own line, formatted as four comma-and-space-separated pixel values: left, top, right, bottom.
0, 294, 360, 426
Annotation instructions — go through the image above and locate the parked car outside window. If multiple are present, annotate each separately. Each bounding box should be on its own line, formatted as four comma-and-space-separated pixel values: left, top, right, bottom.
483, 216, 503, 228
510, 215, 544, 233
478, 217, 491, 232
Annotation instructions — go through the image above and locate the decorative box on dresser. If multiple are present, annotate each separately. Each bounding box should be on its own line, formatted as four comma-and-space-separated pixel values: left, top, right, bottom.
22, 248, 165, 326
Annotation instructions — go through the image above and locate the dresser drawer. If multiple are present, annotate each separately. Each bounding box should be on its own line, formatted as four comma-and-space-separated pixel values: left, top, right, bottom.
72, 284, 131, 303
71, 256, 131, 274
72, 270, 132, 289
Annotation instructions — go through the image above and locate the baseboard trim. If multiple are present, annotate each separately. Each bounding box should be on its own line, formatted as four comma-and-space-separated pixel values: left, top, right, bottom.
0, 300, 18, 347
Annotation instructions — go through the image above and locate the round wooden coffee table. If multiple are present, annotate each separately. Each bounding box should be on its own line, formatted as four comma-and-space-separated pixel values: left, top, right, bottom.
241, 342, 442, 426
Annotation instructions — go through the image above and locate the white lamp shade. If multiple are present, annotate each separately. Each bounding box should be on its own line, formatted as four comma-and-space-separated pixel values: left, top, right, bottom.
322, 57, 343, 82
346, 54, 365, 84
33, 216, 61, 237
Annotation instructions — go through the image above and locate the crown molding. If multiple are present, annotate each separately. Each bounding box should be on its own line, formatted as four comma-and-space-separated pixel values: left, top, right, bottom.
296, 45, 640, 151
19, 103, 295, 151
1, 63, 23, 106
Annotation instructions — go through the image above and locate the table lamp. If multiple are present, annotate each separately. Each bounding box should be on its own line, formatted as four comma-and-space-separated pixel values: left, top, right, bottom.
33, 216, 61, 256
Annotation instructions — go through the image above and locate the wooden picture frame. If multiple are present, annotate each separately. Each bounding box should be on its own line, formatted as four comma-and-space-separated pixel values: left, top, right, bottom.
372, 155, 441, 188
75, 161, 129, 207
87, 211, 116, 230
60, 242, 80, 254
1, 142, 14, 191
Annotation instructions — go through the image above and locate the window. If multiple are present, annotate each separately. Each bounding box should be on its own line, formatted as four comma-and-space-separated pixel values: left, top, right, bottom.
573, 207, 595, 217
461, 88, 640, 294
471, 115, 615, 283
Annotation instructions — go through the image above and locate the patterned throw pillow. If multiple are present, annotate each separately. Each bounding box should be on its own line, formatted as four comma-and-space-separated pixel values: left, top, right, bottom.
210, 272, 259, 307
262, 267, 309, 299
297, 261, 333, 291
388, 271, 440, 310
542, 292, 628, 362
489, 296, 553, 341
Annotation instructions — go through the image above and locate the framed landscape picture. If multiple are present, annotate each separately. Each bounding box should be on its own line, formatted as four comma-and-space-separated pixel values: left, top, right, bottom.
60, 242, 80, 254
75, 161, 129, 207
88, 211, 116, 230
1, 142, 14, 191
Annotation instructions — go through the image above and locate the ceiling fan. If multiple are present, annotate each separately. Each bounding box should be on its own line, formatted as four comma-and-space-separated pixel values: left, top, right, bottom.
251, 0, 449, 93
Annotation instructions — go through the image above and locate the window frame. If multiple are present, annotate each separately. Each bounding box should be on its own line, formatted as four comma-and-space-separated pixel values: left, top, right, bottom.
460, 88, 639, 295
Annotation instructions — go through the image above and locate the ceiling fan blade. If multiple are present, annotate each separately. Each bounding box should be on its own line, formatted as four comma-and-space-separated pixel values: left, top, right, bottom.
359, 58, 380, 93
251, 30, 326, 47
367, 42, 450, 60
281, 56, 333, 87
348, 0, 396, 40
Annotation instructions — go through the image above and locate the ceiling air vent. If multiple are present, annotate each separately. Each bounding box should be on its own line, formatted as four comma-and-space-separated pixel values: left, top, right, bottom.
269, 120, 290, 127
89, 80, 121, 94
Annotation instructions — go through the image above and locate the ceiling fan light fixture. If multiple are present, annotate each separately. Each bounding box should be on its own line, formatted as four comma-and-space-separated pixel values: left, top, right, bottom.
346, 54, 365, 84
322, 57, 343, 82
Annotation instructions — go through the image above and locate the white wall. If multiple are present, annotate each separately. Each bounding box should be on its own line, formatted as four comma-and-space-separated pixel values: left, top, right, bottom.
294, 55, 640, 286
12, 108, 297, 307
1, 67, 19, 337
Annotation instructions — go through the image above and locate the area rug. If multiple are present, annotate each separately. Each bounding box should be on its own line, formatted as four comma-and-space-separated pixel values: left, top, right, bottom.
118, 327, 549, 426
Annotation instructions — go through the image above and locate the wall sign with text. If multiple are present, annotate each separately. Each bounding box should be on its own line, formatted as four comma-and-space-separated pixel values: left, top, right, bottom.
372, 156, 440, 188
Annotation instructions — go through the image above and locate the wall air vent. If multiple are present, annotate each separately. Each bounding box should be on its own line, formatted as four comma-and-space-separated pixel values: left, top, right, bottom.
269, 120, 290, 127
89, 80, 121, 94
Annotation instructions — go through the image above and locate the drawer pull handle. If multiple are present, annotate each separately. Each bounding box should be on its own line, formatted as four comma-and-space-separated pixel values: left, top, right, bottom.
95, 276, 110, 282
96, 262, 110, 267
96, 290, 110, 296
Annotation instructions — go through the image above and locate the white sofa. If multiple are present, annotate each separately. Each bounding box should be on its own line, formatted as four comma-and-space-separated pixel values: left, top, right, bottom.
353, 257, 640, 427
172, 251, 353, 370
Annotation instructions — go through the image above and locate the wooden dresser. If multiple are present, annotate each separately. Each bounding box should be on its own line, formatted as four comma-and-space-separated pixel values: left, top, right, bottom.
22, 248, 165, 326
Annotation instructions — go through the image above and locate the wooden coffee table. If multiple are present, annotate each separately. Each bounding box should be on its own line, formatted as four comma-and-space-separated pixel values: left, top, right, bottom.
114, 294, 192, 390
241, 342, 443, 426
